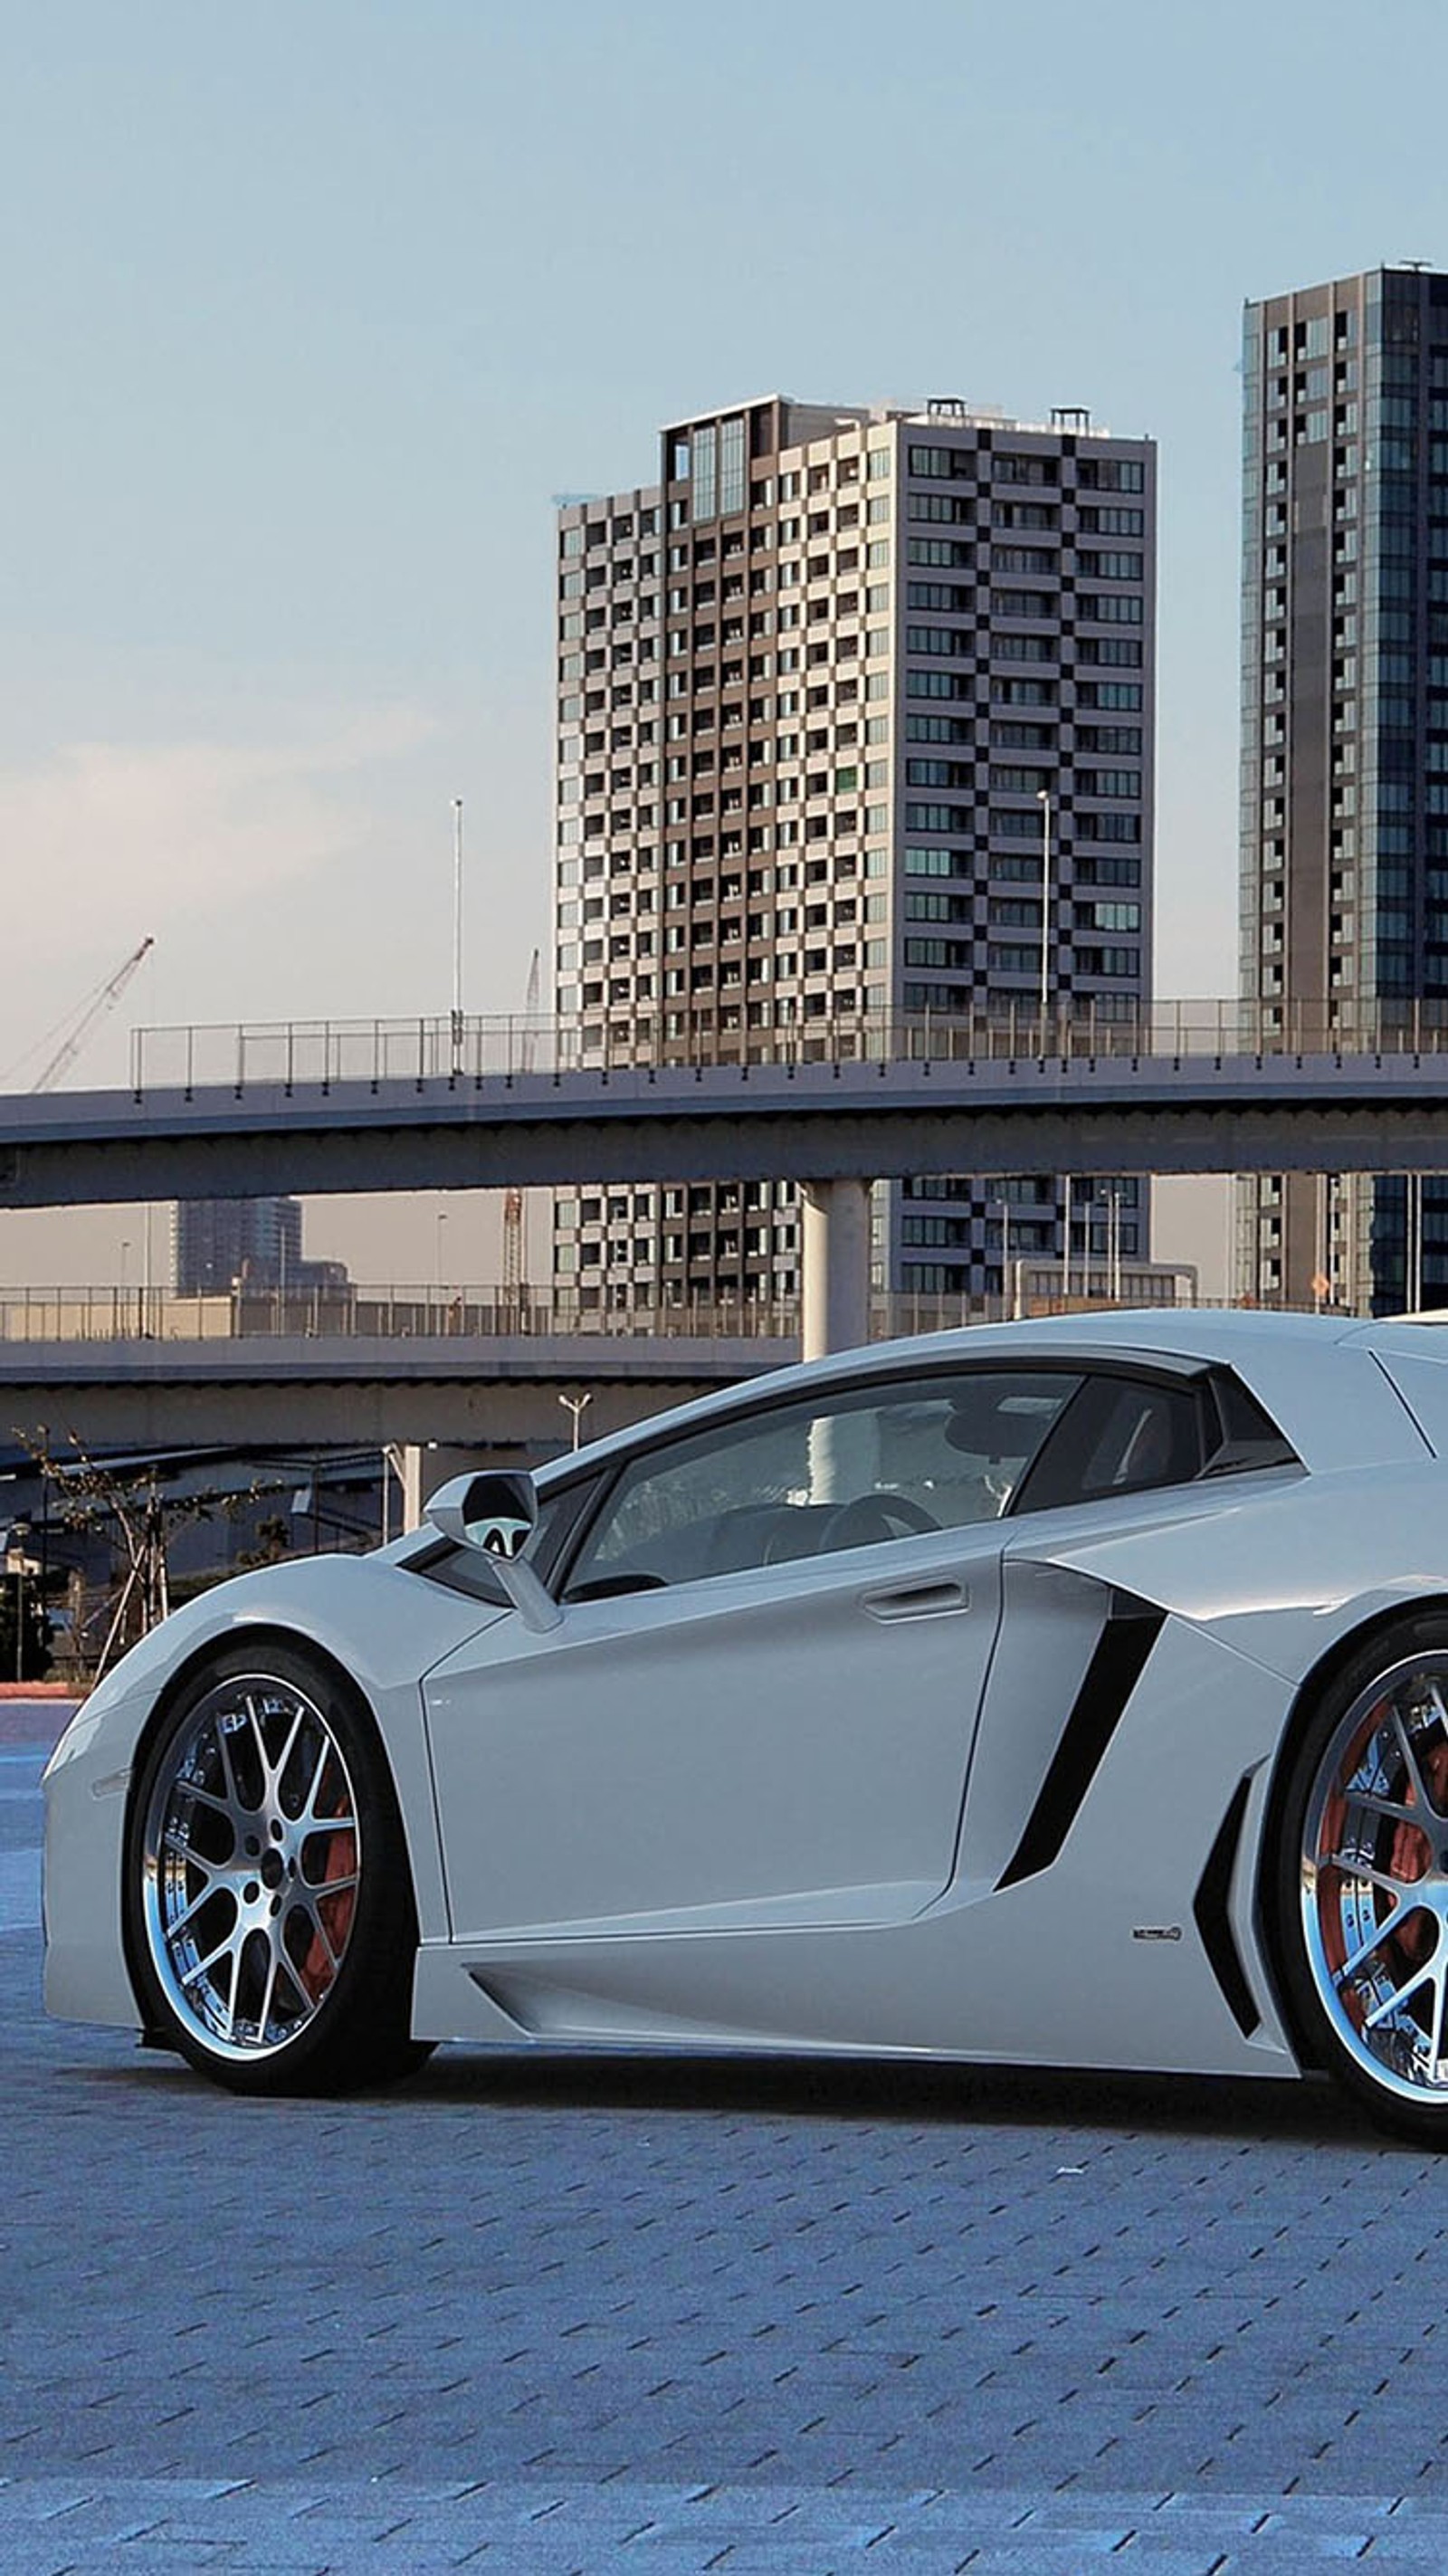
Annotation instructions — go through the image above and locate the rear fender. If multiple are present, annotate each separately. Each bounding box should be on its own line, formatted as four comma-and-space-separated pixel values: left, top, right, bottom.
1007, 1463, 1448, 1684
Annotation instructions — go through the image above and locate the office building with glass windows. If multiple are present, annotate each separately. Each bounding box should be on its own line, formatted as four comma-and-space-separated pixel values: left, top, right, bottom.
553, 395, 1157, 1313
1238, 264, 1448, 1314
171, 1197, 348, 1298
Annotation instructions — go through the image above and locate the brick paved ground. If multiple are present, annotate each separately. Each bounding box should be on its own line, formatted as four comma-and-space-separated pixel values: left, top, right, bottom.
5, 1720, 1448, 2571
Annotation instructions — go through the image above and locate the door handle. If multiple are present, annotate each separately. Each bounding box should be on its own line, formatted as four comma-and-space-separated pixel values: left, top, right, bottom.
860, 1579, 969, 1622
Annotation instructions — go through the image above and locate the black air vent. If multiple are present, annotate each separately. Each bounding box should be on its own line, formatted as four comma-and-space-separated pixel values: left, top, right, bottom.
1192, 1773, 1260, 2037
997, 1589, 1166, 1891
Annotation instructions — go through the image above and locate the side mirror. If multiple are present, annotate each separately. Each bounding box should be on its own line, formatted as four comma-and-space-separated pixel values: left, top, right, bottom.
424, 1471, 560, 1635
425, 1470, 538, 1556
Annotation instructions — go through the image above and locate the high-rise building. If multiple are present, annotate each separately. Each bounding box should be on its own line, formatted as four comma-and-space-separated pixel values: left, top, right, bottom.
172, 1197, 347, 1296
553, 395, 1157, 1312
1238, 264, 1448, 1315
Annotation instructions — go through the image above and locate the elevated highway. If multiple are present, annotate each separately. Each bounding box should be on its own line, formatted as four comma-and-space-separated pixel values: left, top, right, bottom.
5, 1042, 1448, 1209
4, 1005, 1448, 1355
0, 1328, 786, 1456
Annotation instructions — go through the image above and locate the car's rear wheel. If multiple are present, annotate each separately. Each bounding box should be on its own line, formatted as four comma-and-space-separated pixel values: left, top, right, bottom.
125, 1641, 433, 2096
1276, 1614, 1448, 2146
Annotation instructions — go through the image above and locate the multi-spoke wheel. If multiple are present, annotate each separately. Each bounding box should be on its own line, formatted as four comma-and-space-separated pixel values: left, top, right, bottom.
125, 1643, 433, 2095
1276, 1616, 1448, 2145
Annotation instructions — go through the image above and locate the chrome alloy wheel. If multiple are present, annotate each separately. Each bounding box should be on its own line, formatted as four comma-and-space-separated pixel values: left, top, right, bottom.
1300, 1650, 1448, 2104
140, 1672, 361, 2064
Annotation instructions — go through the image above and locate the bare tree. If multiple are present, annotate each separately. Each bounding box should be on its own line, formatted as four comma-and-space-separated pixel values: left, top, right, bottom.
16, 1430, 284, 1682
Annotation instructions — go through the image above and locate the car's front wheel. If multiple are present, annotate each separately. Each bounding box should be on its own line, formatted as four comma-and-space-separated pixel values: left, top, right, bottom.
125, 1641, 433, 2096
1275, 1613, 1448, 2147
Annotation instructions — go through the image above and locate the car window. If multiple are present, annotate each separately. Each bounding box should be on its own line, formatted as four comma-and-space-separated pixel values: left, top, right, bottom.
562, 1369, 1082, 1596
1199, 1370, 1299, 1476
1014, 1371, 1205, 1514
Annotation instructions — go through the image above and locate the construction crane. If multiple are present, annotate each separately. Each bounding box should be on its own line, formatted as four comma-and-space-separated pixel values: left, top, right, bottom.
30, 937, 156, 1093
501, 949, 541, 1302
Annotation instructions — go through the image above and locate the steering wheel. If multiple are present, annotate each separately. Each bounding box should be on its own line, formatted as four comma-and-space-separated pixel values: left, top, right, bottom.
818, 1492, 940, 1551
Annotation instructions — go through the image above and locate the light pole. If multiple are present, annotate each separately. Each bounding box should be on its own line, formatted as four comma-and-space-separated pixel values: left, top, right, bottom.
1036, 787, 1053, 1044
435, 1210, 448, 1328
996, 1196, 1017, 1321
558, 1391, 593, 1451
451, 797, 464, 1075
1106, 1184, 1123, 1303
5, 1524, 30, 1683
1092, 1185, 1128, 1308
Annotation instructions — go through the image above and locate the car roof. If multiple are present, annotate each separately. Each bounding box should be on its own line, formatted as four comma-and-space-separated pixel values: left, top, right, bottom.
534, 1307, 1444, 1492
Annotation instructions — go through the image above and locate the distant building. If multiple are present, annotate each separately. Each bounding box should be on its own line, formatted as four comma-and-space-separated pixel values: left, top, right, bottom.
1237, 263, 1448, 1313
553, 392, 1157, 1312
172, 1197, 347, 1296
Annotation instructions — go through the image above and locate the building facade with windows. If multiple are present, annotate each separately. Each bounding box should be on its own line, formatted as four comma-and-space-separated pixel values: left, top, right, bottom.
172, 1197, 347, 1297
554, 395, 1157, 1312
1238, 264, 1448, 1314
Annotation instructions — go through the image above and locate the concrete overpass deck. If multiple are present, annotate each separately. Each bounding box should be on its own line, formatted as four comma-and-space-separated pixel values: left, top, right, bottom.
4, 1006, 1447, 1362
0, 1331, 789, 1453
6, 1025, 1448, 1212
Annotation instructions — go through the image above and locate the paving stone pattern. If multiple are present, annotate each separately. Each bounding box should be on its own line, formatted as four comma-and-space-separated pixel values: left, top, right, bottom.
5, 1742, 1448, 2571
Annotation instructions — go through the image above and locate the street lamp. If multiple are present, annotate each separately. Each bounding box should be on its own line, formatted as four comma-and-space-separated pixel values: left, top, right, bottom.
995, 1196, 1021, 1321
5, 1522, 32, 1684
1100, 1183, 1123, 1304
558, 1391, 593, 1450
451, 797, 465, 1075
1036, 787, 1053, 1043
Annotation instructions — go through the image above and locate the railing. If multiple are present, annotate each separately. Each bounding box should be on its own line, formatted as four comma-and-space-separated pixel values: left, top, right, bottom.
121, 998, 1448, 1099
0, 1283, 796, 1347
0, 1277, 1204, 1350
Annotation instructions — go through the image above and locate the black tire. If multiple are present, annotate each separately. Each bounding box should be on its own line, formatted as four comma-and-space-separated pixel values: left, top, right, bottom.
124, 1639, 434, 2097
1273, 1610, 1448, 2148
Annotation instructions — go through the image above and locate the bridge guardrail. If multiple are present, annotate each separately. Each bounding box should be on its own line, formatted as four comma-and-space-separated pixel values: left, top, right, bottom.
0, 1281, 1209, 1349
125, 999, 1448, 1099
0, 1283, 808, 1347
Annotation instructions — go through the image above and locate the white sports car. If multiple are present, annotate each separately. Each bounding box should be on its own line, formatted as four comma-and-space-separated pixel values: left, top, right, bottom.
42, 1307, 1448, 2144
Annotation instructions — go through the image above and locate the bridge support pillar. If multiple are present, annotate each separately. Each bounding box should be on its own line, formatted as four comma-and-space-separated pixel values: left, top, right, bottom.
801, 1178, 872, 1362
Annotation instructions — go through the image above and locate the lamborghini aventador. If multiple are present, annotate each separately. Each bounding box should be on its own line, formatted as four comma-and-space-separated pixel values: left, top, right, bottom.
43, 1307, 1448, 2144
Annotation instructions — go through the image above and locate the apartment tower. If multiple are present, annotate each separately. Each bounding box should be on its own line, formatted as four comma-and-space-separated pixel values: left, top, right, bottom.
1239, 264, 1448, 1313
554, 396, 1157, 1312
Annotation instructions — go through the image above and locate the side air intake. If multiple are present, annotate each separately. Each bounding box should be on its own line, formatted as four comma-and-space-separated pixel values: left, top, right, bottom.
1192, 1772, 1260, 2038
996, 1589, 1166, 1891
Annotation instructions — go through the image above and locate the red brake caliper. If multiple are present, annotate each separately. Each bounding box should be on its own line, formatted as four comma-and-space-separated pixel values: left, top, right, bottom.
300, 1827, 357, 2000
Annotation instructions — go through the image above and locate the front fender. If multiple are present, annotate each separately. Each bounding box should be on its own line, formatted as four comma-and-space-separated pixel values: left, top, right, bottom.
44, 1552, 510, 2038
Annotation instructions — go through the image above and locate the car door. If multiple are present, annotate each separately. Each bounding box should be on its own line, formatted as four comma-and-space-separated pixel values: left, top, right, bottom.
424, 1364, 1082, 1942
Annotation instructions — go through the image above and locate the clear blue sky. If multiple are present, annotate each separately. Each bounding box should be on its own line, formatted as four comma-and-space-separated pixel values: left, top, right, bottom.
3, 0, 1445, 1283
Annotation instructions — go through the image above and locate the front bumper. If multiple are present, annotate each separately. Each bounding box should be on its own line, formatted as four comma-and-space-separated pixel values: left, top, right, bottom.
43, 1691, 142, 2028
